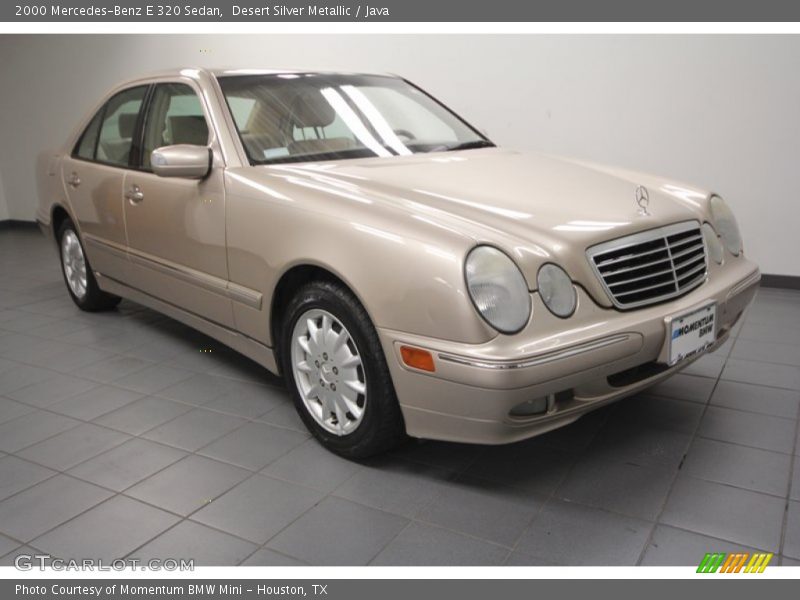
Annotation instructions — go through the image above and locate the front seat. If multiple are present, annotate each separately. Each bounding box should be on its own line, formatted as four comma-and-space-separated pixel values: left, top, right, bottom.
287, 91, 354, 156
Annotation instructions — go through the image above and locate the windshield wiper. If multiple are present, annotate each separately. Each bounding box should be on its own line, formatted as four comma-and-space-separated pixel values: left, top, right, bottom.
445, 140, 496, 152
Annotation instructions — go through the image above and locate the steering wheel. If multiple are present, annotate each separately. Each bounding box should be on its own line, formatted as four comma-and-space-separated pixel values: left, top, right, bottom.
393, 129, 416, 142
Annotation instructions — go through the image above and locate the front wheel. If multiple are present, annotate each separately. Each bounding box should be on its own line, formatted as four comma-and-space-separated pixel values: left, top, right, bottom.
281, 280, 406, 458
57, 220, 121, 312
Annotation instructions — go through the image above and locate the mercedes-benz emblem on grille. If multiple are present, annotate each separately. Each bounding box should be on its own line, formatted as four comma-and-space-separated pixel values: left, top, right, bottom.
635, 185, 650, 216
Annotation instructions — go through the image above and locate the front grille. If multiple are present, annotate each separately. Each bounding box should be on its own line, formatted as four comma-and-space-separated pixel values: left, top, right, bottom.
587, 221, 707, 309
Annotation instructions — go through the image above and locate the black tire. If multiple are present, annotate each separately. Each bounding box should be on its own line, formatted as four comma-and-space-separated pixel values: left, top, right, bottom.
280, 280, 406, 459
57, 219, 121, 312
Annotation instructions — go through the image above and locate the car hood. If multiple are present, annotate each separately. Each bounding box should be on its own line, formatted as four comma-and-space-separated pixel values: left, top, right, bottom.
249, 148, 713, 305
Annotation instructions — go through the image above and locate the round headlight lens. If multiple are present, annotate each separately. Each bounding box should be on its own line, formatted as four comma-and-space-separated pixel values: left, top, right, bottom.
537, 264, 577, 318
709, 195, 742, 256
465, 246, 531, 334
701, 223, 724, 265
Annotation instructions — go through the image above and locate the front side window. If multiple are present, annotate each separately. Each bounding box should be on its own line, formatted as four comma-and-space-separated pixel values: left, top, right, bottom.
141, 83, 209, 170
218, 73, 492, 165
95, 86, 147, 167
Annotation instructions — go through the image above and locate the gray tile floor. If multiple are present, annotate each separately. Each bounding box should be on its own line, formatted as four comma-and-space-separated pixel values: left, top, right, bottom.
0, 228, 799, 566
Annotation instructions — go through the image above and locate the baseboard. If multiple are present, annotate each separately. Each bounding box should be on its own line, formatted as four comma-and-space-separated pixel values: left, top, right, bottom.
760, 274, 800, 291
0, 219, 38, 231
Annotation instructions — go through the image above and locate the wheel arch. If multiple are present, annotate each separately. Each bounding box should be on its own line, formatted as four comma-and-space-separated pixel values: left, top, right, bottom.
51, 204, 72, 240
269, 263, 375, 373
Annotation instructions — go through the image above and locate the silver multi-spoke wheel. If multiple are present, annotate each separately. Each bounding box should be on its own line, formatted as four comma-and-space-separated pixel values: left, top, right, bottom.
291, 308, 367, 436
282, 281, 406, 457
61, 229, 87, 299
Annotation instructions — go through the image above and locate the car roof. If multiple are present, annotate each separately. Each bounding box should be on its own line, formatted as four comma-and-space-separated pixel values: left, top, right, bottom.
133, 67, 395, 80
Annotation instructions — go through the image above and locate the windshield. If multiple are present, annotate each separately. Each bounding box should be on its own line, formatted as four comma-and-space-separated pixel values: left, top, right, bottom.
217, 73, 493, 165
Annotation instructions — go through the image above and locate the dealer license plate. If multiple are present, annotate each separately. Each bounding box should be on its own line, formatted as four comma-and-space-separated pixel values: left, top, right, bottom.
667, 303, 716, 365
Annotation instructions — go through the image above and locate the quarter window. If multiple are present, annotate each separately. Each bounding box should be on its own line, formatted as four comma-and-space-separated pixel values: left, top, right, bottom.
95, 86, 147, 167
141, 83, 209, 170
74, 110, 103, 160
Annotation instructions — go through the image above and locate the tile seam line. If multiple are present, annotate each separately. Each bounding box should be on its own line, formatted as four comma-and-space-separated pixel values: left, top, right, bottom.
634, 329, 733, 565
505, 410, 612, 561
777, 403, 800, 559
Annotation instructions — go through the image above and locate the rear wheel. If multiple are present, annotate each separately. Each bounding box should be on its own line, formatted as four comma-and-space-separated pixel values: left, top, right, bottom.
281, 280, 406, 458
57, 220, 121, 312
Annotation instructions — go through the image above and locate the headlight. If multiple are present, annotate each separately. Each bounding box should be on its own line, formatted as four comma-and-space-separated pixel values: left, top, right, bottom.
709, 195, 742, 256
701, 223, 724, 265
465, 246, 531, 334
537, 264, 577, 318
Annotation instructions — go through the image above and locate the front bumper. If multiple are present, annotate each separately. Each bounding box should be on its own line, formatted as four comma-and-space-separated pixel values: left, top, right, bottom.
378, 257, 760, 444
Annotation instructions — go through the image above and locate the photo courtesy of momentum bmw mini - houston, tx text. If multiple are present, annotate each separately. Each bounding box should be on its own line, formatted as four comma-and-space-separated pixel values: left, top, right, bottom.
37, 67, 760, 459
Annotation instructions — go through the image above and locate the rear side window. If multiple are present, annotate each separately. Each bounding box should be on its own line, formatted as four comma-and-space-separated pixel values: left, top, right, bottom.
94, 86, 147, 167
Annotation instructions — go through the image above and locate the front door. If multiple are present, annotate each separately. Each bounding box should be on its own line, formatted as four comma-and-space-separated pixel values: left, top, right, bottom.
122, 81, 233, 327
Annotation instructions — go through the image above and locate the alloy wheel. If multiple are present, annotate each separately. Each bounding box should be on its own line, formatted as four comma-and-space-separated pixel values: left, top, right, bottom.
291, 308, 367, 436
61, 230, 87, 299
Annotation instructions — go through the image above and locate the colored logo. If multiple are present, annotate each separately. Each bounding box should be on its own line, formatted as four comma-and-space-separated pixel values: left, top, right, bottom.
697, 552, 773, 573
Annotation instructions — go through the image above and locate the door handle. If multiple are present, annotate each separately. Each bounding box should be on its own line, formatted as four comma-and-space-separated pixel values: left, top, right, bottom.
67, 172, 81, 188
125, 184, 144, 204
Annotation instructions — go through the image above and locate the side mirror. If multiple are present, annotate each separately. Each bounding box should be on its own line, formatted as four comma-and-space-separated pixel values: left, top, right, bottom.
151, 145, 211, 179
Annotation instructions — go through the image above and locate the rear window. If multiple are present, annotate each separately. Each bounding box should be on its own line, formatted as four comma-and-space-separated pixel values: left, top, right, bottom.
95, 86, 147, 167
73, 85, 147, 167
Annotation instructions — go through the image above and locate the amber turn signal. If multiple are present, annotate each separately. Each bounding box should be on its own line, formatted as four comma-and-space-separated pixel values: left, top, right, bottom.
400, 346, 436, 372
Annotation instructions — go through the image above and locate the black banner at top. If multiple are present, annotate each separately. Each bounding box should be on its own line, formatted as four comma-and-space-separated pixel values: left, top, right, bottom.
3, 0, 800, 22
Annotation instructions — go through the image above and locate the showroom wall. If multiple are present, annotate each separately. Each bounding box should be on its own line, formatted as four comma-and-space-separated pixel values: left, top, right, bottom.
0, 35, 797, 275
0, 172, 8, 221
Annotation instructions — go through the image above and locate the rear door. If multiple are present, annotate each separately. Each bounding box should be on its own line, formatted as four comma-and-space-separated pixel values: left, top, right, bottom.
61, 85, 148, 280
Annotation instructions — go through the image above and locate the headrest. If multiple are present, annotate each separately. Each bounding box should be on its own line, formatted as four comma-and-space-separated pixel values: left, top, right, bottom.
169, 115, 209, 146
290, 91, 335, 128
118, 113, 138, 138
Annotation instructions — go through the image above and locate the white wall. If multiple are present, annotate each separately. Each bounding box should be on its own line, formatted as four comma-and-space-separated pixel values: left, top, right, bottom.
0, 171, 8, 221
0, 35, 797, 275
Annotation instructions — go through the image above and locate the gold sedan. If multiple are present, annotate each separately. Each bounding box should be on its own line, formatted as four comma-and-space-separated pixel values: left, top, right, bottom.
36, 68, 760, 457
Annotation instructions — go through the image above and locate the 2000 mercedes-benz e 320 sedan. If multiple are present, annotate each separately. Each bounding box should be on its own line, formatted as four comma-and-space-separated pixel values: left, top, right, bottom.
37, 68, 760, 457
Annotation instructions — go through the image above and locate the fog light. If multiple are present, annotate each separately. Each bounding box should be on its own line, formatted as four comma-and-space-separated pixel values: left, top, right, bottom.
509, 395, 552, 417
